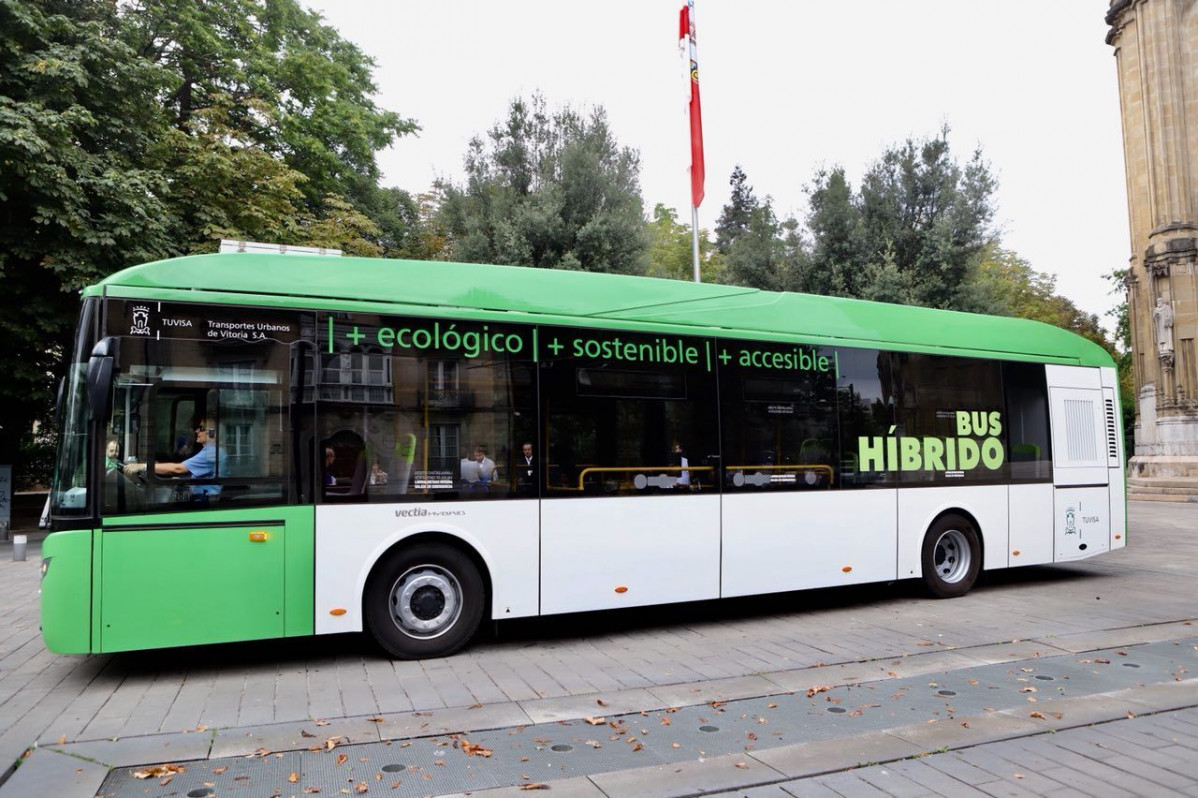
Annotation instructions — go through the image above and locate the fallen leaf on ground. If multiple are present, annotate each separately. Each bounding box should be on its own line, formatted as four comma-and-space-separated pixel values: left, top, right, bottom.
337, 753, 349, 766
735, 762, 748, 769
213, 767, 228, 775
132, 764, 185, 780
584, 716, 605, 726
518, 784, 550, 791
368, 716, 385, 723
597, 699, 609, 707
315, 719, 330, 726
289, 772, 299, 783
1030, 711, 1047, 720
460, 739, 493, 758
806, 685, 831, 698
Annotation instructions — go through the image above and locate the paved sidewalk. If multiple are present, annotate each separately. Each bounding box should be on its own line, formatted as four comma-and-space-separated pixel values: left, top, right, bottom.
0, 501, 1196, 796
8, 635, 1198, 796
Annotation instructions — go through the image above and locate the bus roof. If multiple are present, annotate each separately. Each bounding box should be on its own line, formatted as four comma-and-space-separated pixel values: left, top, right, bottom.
91, 253, 1114, 367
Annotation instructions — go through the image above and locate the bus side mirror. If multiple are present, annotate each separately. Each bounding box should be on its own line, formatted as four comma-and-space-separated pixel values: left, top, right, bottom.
86, 337, 117, 421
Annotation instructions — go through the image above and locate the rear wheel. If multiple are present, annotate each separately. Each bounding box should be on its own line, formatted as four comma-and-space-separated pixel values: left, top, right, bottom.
365, 544, 485, 659
921, 514, 981, 598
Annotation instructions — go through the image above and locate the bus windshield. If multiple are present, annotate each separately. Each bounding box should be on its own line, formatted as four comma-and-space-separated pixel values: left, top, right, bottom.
50, 298, 98, 519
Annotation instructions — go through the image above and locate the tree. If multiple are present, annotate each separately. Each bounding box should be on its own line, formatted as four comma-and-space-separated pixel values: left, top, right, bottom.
800, 166, 866, 297
121, 0, 415, 211
722, 199, 787, 291
0, 0, 413, 484
714, 165, 758, 255
800, 128, 1000, 312
0, 0, 176, 476
646, 203, 722, 282
976, 246, 1102, 339
437, 94, 649, 274
857, 128, 997, 310
1104, 268, 1135, 445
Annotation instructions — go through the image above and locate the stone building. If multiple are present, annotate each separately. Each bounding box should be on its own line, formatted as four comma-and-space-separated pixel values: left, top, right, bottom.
1107, 0, 1198, 497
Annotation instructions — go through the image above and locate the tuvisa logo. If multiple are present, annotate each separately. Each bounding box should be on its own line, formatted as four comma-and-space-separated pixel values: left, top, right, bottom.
130, 306, 151, 336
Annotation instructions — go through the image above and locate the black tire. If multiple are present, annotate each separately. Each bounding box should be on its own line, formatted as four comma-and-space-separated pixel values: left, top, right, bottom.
921, 514, 981, 599
364, 543, 485, 659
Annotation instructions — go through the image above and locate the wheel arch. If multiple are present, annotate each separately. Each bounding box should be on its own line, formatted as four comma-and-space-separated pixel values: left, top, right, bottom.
361, 530, 494, 619
927, 507, 985, 566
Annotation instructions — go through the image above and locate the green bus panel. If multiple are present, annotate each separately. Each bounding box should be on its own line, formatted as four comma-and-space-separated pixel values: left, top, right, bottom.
98, 507, 314, 652
86, 253, 1116, 368
40, 528, 95, 654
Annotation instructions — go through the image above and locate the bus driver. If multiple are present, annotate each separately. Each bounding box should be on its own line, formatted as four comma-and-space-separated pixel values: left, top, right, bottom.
125, 419, 224, 489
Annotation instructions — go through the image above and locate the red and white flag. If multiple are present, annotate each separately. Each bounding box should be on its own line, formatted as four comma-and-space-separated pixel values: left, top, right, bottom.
679, 1, 705, 208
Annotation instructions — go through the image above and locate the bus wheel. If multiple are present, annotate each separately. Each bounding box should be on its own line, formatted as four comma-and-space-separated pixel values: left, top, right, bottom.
365, 544, 485, 659
921, 515, 981, 599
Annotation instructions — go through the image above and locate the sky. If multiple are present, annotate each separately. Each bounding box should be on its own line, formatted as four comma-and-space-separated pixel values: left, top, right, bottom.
305, 1, 1129, 324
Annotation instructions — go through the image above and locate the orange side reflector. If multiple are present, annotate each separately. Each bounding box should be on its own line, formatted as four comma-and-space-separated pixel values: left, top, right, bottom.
1012, 550, 1021, 556
614, 586, 628, 594
249, 531, 269, 542
1115, 534, 1122, 540
841, 566, 852, 573
329, 608, 347, 616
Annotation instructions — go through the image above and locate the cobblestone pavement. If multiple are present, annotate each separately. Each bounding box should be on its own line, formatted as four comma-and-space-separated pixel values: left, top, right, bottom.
0, 501, 1196, 796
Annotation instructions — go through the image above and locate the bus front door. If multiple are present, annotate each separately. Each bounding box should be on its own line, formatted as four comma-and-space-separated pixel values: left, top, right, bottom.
97, 511, 297, 652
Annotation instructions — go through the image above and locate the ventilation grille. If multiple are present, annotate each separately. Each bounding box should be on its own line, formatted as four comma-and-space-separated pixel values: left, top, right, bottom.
1104, 397, 1119, 463
1064, 398, 1099, 462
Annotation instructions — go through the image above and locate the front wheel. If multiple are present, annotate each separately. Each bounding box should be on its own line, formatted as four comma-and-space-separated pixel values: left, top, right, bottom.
921, 515, 981, 598
364, 544, 485, 659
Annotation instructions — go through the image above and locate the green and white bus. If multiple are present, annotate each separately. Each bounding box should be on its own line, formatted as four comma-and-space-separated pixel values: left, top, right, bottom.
43, 251, 1126, 659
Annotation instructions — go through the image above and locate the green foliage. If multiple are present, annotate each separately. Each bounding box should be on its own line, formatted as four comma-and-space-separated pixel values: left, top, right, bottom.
722, 200, 787, 291
646, 204, 722, 282
122, 0, 415, 208
715, 131, 999, 312
436, 93, 649, 274
795, 167, 866, 296
857, 128, 996, 310
0, 0, 410, 482
1103, 268, 1135, 435
0, 0, 173, 472
714, 165, 757, 255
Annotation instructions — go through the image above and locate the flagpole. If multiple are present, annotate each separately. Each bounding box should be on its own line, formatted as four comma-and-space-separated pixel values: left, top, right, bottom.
682, 0, 705, 283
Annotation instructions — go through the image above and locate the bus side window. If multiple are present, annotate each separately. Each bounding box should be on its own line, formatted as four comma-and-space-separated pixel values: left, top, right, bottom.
539, 327, 719, 497
316, 315, 537, 503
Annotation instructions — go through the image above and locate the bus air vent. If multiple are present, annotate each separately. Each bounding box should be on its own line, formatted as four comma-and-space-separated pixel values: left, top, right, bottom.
1063, 398, 1099, 462
1104, 397, 1119, 465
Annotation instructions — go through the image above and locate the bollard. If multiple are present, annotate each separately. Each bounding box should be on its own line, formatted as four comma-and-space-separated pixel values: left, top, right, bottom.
13, 534, 26, 562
